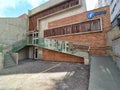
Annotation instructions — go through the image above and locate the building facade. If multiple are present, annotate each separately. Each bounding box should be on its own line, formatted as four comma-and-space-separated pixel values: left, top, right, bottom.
0, 0, 112, 67
109, 0, 120, 26
27, 0, 111, 63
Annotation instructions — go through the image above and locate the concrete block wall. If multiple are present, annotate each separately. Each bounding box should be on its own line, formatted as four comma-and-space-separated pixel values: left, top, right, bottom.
0, 18, 28, 49
107, 26, 120, 46
42, 6, 111, 62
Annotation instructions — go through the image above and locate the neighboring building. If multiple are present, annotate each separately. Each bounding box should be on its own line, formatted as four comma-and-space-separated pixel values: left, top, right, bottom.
97, 0, 109, 8
97, 0, 120, 26
109, 0, 120, 26
106, 0, 120, 70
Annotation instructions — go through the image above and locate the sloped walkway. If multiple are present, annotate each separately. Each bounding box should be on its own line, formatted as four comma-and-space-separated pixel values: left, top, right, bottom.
89, 56, 120, 90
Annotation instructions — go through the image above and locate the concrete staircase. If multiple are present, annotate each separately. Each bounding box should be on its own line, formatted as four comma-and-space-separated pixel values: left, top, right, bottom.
12, 39, 27, 52
4, 52, 16, 68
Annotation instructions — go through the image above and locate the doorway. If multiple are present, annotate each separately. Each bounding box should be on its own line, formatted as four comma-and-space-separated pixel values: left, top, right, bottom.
34, 47, 38, 59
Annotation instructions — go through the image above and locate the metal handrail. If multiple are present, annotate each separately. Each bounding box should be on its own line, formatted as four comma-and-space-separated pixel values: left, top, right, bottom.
0, 44, 3, 52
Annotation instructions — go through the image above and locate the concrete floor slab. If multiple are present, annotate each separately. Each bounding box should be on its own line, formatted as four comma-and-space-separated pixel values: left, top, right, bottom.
89, 56, 120, 90
0, 60, 89, 90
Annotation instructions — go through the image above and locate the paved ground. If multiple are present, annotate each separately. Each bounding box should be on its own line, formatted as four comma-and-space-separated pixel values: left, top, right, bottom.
0, 60, 89, 90
89, 56, 120, 90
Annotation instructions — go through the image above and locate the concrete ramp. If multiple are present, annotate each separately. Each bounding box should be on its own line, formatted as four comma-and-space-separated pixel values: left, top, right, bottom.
89, 56, 120, 90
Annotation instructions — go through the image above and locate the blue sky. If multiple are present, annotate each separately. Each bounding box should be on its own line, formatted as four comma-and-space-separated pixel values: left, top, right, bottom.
0, 0, 98, 17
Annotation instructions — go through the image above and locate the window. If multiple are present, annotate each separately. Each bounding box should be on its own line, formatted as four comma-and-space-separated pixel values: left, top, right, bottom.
110, 0, 114, 5
111, 3, 117, 14
44, 19, 101, 37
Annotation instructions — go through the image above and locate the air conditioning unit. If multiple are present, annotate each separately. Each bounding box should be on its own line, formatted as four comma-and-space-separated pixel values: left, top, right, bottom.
117, 18, 120, 26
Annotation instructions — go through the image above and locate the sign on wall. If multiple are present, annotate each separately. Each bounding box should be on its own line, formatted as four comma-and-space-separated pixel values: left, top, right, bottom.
87, 10, 107, 19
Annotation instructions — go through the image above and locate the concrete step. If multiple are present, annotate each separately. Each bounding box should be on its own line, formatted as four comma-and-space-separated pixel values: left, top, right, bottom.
4, 53, 16, 68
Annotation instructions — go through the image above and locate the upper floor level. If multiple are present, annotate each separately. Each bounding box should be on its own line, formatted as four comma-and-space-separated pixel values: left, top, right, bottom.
28, 0, 87, 31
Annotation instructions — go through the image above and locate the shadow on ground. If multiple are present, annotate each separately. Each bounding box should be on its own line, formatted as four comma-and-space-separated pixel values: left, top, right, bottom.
0, 59, 88, 75
0, 59, 89, 90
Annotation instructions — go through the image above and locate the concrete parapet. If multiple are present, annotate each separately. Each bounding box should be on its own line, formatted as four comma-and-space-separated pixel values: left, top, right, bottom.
11, 53, 18, 65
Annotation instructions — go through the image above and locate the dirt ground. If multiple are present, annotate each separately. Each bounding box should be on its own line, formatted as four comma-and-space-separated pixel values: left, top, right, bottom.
0, 59, 89, 90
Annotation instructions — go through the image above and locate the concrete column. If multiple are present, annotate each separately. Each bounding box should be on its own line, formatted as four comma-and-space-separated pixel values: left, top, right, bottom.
11, 53, 18, 65
0, 53, 4, 70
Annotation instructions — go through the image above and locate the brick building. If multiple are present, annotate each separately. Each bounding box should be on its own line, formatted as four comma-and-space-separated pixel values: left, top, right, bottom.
26, 0, 111, 63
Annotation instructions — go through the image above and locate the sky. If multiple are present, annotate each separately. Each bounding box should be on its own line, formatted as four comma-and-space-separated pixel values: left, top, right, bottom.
0, 0, 98, 17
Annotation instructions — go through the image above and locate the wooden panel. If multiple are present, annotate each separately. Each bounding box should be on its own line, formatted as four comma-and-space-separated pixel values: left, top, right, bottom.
44, 19, 101, 37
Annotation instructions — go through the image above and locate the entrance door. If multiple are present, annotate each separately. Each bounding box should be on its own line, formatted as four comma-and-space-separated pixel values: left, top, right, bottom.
34, 47, 38, 59
29, 47, 34, 59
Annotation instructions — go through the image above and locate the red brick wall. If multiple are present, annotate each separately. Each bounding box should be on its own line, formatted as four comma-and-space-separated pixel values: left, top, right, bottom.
43, 49, 84, 63
48, 6, 111, 31
43, 6, 111, 62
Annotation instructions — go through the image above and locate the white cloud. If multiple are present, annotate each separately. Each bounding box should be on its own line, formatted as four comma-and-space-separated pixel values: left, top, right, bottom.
86, 0, 98, 10
0, 0, 99, 17
24, 0, 49, 8
0, 0, 49, 17
0, 0, 21, 17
